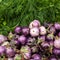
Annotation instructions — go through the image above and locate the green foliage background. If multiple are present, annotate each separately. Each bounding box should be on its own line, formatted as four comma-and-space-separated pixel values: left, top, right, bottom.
0, 0, 60, 35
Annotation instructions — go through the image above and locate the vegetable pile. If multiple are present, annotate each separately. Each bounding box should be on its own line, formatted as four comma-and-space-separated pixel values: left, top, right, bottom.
0, 20, 60, 60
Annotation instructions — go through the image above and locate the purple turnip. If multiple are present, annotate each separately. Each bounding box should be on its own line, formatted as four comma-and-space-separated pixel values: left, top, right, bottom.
18, 35, 26, 45
22, 27, 29, 36
20, 45, 31, 59
15, 26, 21, 34
32, 54, 41, 60
49, 26, 56, 34
31, 46, 38, 53
53, 48, 60, 55
39, 26, 46, 35
54, 23, 60, 30
49, 56, 57, 60
46, 33, 54, 41
37, 36, 45, 44
0, 35, 7, 44
8, 58, 14, 60
6, 47, 15, 58
41, 41, 51, 53
30, 27, 39, 37
0, 46, 6, 56
54, 38, 60, 49
27, 37, 36, 46
58, 32, 60, 37
29, 20, 40, 29
41, 42, 50, 48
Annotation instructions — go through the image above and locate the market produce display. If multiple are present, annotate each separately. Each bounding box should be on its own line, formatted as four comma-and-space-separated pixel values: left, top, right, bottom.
0, 20, 60, 60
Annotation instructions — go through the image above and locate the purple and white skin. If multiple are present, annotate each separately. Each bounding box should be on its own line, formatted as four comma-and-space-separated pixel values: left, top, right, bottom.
14, 26, 21, 34
38, 36, 45, 41
54, 38, 60, 49
39, 26, 46, 35
37, 36, 45, 44
58, 32, 60, 37
32, 54, 41, 60
49, 57, 57, 60
14, 40, 20, 45
8, 58, 14, 60
54, 23, 60, 30
18, 35, 27, 45
29, 20, 41, 29
0, 35, 7, 44
53, 48, 60, 55
27, 37, 36, 46
46, 33, 54, 41
30, 27, 39, 37
0, 46, 6, 56
49, 41, 54, 46
50, 58, 57, 60
49, 26, 56, 34
14, 35, 20, 40
41, 42, 50, 48
22, 27, 29, 36
20, 45, 31, 59
6, 47, 15, 58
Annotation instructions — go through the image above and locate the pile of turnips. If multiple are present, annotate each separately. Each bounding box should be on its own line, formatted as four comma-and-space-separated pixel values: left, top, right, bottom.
0, 20, 60, 60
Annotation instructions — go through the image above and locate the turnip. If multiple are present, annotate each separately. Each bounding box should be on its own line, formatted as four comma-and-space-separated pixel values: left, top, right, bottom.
31, 46, 38, 53
0, 46, 6, 56
29, 20, 40, 29
39, 26, 46, 35
54, 38, 60, 49
49, 56, 57, 60
8, 58, 14, 60
0, 35, 7, 44
27, 37, 36, 46
18, 35, 26, 45
49, 26, 56, 34
6, 47, 15, 58
20, 45, 31, 59
41, 42, 50, 48
30, 27, 39, 37
53, 48, 60, 55
37, 36, 45, 44
15, 26, 21, 34
54, 23, 60, 30
58, 32, 60, 37
46, 33, 54, 41
22, 27, 29, 36
32, 54, 41, 60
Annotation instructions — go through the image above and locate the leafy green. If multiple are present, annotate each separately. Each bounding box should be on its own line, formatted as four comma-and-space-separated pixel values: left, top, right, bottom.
0, 0, 60, 35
